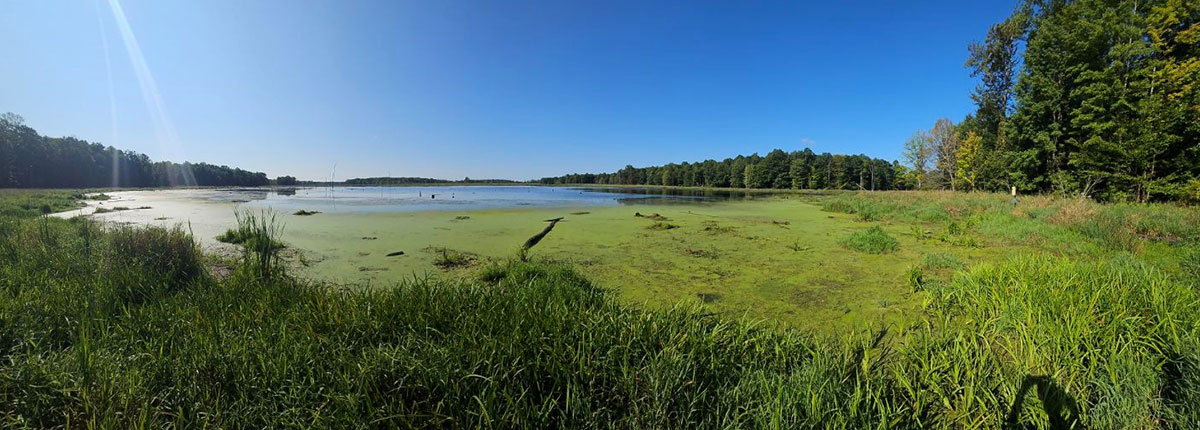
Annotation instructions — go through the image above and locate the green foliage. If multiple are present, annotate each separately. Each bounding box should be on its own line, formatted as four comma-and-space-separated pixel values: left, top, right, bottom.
883, 1, 1200, 201
2, 213, 1199, 427
218, 209, 285, 280
903, 129, 934, 189
922, 253, 965, 270
103, 224, 205, 303
919, 256, 1200, 427
0, 190, 83, 218
3, 191, 1200, 426
0, 112, 270, 188
344, 176, 518, 185
539, 149, 903, 191
959, 0, 1200, 202
1182, 248, 1200, 283
906, 265, 926, 291
823, 191, 1200, 254
844, 225, 899, 254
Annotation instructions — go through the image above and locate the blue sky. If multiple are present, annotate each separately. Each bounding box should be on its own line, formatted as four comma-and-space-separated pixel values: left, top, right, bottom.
1, 1, 1016, 181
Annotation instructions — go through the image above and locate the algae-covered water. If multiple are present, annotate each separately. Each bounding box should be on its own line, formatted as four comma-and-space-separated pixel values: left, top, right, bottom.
225, 186, 752, 213
54, 185, 740, 249
59, 186, 1023, 330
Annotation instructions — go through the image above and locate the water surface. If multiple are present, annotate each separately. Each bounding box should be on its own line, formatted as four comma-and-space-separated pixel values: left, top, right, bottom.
212, 186, 753, 214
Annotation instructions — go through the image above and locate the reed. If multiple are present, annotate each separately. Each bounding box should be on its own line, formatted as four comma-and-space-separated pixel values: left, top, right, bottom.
217, 209, 285, 280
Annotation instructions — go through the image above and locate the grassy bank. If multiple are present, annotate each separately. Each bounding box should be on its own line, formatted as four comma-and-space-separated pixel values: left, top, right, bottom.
0, 189, 92, 218
2, 191, 1199, 427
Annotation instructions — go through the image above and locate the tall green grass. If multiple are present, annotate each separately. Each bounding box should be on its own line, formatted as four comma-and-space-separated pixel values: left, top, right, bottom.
217, 209, 285, 280
1, 191, 1198, 427
844, 225, 899, 254
822, 191, 1200, 254
0, 189, 85, 218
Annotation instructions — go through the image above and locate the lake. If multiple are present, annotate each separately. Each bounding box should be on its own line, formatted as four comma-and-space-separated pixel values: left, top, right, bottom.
53, 186, 761, 252
199, 185, 758, 214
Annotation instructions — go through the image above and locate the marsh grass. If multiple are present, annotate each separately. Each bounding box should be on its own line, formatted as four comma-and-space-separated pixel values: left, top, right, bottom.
906, 265, 926, 291
822, 191, 1200, 253
922, 253, 964, 270
217, 209, 285, 280
5, 220, 1195, 428
1182, 248, 1200, 283
1, 190, 1199, 427
425, 246, 476, 268
0, 189, 83, 218
844, 225, 899, 254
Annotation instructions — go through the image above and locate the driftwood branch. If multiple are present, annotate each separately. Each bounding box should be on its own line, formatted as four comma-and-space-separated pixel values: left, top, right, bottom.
520, 217, 563, 261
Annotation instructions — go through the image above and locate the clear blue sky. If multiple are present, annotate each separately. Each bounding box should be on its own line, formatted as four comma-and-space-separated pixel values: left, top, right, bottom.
1, 0, 1016, 181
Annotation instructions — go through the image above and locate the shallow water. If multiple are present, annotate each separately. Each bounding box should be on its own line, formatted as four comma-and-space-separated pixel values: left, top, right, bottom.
49, 186, 749, 251
212, 186, 748, 214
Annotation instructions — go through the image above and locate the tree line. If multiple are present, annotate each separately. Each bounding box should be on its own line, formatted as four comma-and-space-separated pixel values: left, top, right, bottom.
344, 177, 518, 185
0, 113, 270, 188
909, 0, 1198, 202
537, 149, 908, 191
544, 1, 1198, 202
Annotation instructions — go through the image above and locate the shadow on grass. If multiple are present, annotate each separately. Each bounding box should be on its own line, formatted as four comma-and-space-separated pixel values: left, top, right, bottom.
1005, 375, 1085, 430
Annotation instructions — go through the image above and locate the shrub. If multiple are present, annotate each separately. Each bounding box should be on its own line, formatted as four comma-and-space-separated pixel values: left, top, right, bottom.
1184, 179, 1200, 204
844, 225, 899, 254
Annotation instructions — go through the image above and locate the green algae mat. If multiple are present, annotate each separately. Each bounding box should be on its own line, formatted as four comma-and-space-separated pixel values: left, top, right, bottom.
276, 196, 1025, 330
67, 189, 1047, 331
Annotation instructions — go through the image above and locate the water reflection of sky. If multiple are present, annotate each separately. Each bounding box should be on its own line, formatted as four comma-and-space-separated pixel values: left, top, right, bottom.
204, 186, 756, 214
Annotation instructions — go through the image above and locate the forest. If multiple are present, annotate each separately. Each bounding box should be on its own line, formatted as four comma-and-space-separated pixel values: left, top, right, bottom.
545, 0, 1200, 203
939, 0, 1199, 202
0, 112, 269, 188
537, 150, 906, 191
345, 176, 518, 185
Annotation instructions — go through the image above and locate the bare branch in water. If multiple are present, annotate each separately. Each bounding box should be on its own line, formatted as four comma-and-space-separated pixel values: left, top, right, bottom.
521, 217, 563, 261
